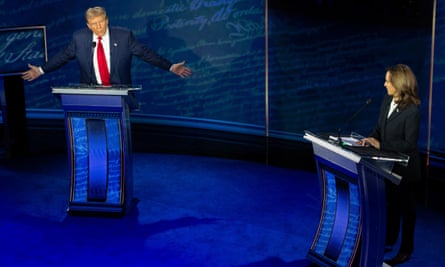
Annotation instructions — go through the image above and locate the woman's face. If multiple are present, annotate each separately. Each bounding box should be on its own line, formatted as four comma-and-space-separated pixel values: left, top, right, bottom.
384, 72, 398, 98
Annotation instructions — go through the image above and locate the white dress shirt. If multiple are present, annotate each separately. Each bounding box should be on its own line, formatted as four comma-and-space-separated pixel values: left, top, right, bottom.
387, 98, 398, 118
93, 29, 111, 85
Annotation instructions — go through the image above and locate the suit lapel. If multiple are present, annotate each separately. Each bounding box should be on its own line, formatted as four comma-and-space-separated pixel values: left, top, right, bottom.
109, 28, 119, 80
380, 96, 392, 140
387, 105, 401, 121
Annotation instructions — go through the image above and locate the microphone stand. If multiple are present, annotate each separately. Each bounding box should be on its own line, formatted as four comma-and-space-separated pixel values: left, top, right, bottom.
337, 98, 372, 146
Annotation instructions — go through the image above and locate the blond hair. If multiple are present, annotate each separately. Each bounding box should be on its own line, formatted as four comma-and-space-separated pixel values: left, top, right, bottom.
85, 6, 107, 21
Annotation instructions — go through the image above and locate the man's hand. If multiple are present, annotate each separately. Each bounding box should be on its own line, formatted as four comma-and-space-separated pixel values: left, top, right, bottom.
170, 61, 192, 78
22, 64, 42, 82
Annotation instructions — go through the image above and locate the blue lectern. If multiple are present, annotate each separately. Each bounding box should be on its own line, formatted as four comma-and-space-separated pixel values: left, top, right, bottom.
52, 85, 141, 215
304, 131, 408, 267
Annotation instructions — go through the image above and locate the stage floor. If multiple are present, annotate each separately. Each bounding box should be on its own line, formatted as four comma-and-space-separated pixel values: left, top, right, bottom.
0, 153, 444, 266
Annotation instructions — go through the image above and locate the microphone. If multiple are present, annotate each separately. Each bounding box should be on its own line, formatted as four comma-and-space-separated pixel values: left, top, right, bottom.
89, 41, 96, 86
336, 98, 372, 145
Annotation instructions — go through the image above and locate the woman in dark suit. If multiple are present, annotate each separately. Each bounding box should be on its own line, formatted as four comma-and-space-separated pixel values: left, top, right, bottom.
361, 64, 421, 266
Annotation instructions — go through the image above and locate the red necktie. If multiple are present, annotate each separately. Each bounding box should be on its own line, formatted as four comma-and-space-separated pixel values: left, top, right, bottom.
97, 36, 110, 85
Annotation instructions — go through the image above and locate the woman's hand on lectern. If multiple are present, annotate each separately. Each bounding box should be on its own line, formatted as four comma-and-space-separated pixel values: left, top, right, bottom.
22, 64, 42, 82
359, 137, 380, 149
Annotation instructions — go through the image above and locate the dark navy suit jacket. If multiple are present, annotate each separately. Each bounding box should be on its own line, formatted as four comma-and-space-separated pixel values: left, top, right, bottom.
370, 95, 421, 182
42, 26, 172, 85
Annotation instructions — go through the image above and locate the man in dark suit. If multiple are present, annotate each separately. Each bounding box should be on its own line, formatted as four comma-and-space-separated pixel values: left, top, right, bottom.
360, 64, 421, 266
22, 6, 191, 84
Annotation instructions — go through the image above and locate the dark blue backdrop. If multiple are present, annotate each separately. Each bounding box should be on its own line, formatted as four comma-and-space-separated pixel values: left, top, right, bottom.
1, 0, 443, 156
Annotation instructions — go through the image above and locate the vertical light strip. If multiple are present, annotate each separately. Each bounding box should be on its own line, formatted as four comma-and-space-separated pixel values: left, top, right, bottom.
42, 26, 48, 62
265, 0, 269, 137
427, 0, 437, 168
264, 0, 270, 164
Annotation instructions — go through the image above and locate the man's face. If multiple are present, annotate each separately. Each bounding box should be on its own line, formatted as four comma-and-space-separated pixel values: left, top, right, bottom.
87, 15, 108, 36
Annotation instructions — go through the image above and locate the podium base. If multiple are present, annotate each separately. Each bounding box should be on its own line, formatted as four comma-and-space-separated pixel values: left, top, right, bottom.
67, 203, 125, 217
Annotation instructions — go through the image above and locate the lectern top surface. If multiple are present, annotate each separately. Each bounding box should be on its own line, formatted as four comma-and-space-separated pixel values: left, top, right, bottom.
304, 130, 409, 165
51, 84, 142, 96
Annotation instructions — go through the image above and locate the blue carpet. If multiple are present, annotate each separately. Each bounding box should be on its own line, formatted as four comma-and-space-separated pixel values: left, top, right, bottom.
0, 153, 444, 266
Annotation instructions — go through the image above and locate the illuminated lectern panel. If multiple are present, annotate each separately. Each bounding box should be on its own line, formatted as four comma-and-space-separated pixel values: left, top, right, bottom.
53, 85, 140, 214
304, 131, 406, 267
311, 157, 361, 266
68, 115, 124, 204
